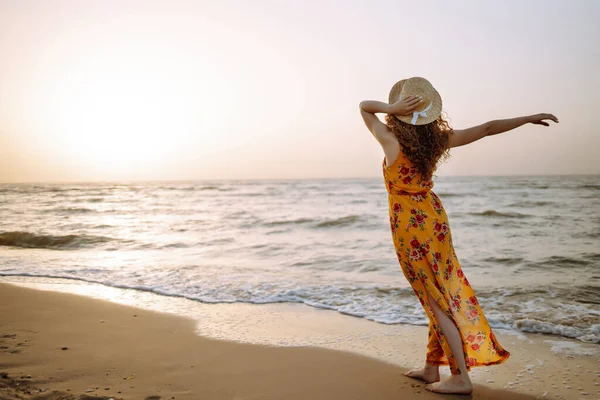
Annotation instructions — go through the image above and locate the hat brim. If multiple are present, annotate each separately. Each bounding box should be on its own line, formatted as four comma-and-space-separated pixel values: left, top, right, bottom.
388, 77, 442, 126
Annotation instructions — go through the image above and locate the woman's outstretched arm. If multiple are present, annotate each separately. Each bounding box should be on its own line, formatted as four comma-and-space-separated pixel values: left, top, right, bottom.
448, 113, 559, 148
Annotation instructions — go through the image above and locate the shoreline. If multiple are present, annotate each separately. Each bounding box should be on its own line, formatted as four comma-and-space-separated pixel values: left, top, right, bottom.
0, 280, 598, 399
1, 275, 596, 345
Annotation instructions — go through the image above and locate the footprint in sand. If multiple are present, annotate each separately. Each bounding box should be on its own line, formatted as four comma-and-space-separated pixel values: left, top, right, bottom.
1, 334, 17, 339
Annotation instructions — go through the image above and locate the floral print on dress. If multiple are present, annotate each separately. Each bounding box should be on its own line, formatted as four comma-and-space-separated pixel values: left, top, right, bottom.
466, 299, 481, 325
383, 150, 509, 375
384, 161, 433, 196
402, 260, 419, 283
433, 220, 449, 242
449, 292, 462, 313
466, 331, 487, 352
406, 208, 429, 231
430, 193, 444, 215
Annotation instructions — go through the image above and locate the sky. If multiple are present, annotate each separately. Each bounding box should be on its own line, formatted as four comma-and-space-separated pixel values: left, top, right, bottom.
0, 0, 598, 182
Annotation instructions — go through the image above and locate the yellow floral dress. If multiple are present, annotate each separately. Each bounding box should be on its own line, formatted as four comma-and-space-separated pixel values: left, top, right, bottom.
383, 149, 510, 374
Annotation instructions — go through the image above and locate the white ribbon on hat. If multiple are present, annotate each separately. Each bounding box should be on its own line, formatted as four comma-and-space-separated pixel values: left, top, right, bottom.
411, 101, 432, 125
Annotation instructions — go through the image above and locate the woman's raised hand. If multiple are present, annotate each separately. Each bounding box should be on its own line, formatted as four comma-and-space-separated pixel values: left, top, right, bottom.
529, 113, 559, 126
389, 95, 423, 116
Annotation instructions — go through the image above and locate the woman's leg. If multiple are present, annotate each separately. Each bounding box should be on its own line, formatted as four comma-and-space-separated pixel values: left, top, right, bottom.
403, 322, 441, 382
425, 293, 473, 394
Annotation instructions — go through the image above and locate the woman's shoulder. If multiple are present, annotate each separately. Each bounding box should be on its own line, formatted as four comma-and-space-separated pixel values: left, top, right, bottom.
382, 139, 402, 168
383, 141, 413, 169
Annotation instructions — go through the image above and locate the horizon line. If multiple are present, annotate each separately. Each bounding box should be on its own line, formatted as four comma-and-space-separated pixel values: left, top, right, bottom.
1, 172, 599, 185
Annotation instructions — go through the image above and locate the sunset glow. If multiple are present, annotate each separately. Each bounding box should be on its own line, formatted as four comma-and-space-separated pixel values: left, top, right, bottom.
1, 0, 598, 182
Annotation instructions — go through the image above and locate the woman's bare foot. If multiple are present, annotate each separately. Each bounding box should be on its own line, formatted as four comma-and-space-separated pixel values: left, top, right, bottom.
403, 364, 440, 383
425, 374, 473, 395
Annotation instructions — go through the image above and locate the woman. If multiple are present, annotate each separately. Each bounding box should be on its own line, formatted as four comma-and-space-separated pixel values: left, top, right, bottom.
359, 77, 558, 395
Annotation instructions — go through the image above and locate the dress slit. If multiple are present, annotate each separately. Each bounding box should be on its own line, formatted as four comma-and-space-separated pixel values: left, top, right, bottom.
424, 290, 471, 374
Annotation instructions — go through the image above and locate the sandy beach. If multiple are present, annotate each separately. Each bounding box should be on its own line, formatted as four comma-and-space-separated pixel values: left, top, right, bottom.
1, 0, 598, 399
0, 282, 598, 400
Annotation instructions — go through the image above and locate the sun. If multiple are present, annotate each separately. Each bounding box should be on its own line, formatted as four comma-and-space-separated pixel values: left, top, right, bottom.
50, 77, 184, 172
34, 43, 235, 178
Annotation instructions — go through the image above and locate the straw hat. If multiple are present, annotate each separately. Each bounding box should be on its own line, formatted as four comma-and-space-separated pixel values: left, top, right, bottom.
388, 77, 442, 125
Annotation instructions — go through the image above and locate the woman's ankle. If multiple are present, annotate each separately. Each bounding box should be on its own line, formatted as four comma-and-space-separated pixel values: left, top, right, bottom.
451, 372, 472, 383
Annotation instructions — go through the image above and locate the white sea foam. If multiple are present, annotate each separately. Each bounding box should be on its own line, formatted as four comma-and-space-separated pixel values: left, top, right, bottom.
543, 340, 600, 356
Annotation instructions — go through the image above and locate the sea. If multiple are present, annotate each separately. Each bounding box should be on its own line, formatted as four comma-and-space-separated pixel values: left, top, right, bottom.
1, 175, 599, 343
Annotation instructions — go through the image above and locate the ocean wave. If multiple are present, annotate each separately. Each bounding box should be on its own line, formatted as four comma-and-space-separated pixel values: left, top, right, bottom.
315, 215, 361, 228
266, 229, 286, 235
548, 255, 592, 265
46, 187, 85, 193
469, 210, 532, 218
481, 256, 524, 266
577, 184, 600, 190
265, 218, 315, 226
583, 252, 600, 261
159, 242, 190, 249
527, 255, 592, 269
74, 197, 105, 203
230, 192, 274, 197
501, 182, 552, 190
530, 184, 551, 189
515, 319, 585, 337
0, 231, 115, 250
435, 192, 465, 197
508, 200, 554, 207
43, 207, 95, 214
567, 285, 600, 304
0, 185, 103, 195
153, 185, 226, 191
574, 229, 600, 239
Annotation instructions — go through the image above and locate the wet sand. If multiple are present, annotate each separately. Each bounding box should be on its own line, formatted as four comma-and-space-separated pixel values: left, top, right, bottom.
0, 282, 598, 399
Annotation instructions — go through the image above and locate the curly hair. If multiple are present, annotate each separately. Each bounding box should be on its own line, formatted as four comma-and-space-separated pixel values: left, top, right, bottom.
385, 113, 453, 180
